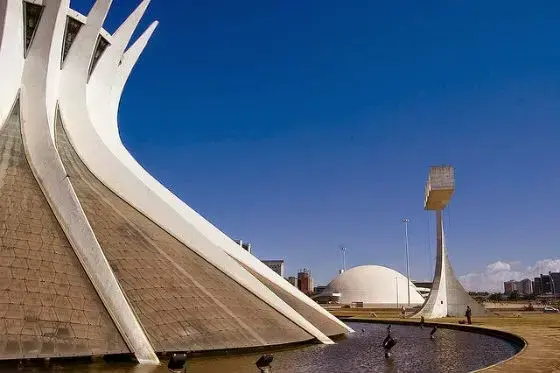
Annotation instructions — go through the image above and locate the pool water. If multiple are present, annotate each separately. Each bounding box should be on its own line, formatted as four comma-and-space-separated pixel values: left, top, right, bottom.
0, 322, 521, 373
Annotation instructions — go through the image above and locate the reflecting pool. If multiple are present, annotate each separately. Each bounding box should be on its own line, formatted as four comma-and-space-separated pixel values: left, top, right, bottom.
0, 322, 521, 373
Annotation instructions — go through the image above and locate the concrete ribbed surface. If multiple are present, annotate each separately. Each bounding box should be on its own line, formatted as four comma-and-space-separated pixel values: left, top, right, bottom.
243, 266, 348, 337
55, 118, 312, 352
0, 102, 128, 360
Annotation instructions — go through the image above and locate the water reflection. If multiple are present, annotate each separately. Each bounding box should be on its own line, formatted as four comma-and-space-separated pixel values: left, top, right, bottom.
0, 323, 519, 373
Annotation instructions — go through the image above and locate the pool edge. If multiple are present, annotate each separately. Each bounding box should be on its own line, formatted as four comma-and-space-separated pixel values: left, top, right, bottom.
337, 317, 527, 372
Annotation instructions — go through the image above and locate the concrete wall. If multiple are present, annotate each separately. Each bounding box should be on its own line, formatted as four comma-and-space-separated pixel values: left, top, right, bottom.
56, 119, 314, 351
0, 0, 353, 361
60, 0, 344, 343
0, 0, 24, 130
15, 0, 158, 363
0, 102, 128, 359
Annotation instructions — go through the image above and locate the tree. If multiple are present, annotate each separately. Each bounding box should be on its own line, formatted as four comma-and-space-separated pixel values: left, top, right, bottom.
488, 293, 503, 302
507, 290, 520, 301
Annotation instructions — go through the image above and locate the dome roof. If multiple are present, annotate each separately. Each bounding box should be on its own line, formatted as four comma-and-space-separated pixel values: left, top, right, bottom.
322, 265, 425, 305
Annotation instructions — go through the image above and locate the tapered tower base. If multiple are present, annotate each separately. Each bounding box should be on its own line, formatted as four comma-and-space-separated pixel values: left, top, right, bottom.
415, 166, 487, 318
413, 210, 487, 318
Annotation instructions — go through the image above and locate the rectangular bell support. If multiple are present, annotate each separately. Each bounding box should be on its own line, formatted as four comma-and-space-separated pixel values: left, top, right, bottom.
424, 165, 454, 210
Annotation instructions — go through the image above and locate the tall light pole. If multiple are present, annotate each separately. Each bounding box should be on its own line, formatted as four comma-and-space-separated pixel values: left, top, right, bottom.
402, 218, 411, 306
339, 246, 347, 273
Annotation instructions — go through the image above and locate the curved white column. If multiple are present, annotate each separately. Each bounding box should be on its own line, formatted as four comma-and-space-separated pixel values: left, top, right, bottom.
0, 0, 24, 129
19, 0, 158, 364
60, 1, 334, 345
95, 89, 352, 335
84, 8, 351, 336
88, 0, 156, 148
88, 0, 151, 94
414, 210, 448, 318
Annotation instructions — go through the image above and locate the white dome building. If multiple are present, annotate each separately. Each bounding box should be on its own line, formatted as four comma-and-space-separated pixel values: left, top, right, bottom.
317, 265, 425, 306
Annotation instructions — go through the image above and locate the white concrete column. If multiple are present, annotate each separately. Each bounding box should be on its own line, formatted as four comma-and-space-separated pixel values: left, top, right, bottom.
436, 209, 443, 257
59, 1, 336, 344
19, 0, 158, 364
413, 209, 448, 318
0, 0, 24, 129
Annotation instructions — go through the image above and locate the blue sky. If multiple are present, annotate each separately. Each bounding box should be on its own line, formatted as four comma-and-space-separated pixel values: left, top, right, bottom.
73, 0, 560, 288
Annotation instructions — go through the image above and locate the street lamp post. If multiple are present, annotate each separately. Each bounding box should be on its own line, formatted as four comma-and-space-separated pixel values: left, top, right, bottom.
340, 246, 347, 273
402, 218, 411, 306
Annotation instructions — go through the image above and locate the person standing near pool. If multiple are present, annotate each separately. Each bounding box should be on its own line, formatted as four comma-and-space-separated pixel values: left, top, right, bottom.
465, 305, 472, 324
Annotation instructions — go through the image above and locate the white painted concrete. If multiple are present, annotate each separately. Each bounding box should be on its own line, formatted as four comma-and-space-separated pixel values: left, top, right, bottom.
0, 0, 24, 130
0, 0, 356, 356
66, 9, 112, 42
321, 265, 425, 305
17, 0, 158, 364
85, 25, 352, 334
414, 210, 487, 318
60, 3, 333, 344
60, 0, 342, 345
413, 210, 449, 318
75, 0, 339, 344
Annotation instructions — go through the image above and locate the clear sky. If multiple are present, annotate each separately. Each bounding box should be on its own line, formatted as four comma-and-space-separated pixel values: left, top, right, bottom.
72, 0, 560, 290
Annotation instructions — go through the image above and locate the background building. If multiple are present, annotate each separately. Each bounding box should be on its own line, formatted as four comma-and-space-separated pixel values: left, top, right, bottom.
298, 269, 313, 295
287, 276, 297, 287
314, 285, 327, 295
542, 275, 553, 294
534, 277, 543, 295
314, 265, 424, 306
234, 239, 252, 253
519, 278, 533, 295
504, 278, 534, 296
532, 273, 560, 296
550, 272, 560, 295
504, 280, 518, 295
262, 260, 285, 277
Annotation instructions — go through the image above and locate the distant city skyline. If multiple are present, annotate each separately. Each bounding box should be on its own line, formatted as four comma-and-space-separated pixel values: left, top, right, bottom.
71, 0, 560, 288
